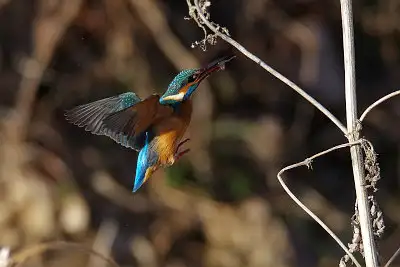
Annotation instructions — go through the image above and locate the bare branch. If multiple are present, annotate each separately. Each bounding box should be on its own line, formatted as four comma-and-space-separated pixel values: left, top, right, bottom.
359, 90, 400, 122
340, 0, 380, 266
185, 0, 225, 50
278, 141, 363, 267
188, 0, 348, 134
384, 245, 400, 267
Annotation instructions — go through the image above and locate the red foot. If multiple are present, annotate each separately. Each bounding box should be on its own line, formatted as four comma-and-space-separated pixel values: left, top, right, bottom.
175, 138, 191, 161
177, 138, 190, 151
175, 148, 191, 161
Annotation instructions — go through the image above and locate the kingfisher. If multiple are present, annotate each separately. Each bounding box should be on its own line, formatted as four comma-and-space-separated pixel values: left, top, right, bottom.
65, 55, 235, 192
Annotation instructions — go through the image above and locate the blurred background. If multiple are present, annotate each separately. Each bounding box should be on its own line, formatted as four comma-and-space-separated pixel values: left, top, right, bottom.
0, 0, 399, 266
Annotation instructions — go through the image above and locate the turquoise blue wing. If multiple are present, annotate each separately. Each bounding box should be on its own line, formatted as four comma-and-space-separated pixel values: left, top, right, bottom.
65, 92, 145, 150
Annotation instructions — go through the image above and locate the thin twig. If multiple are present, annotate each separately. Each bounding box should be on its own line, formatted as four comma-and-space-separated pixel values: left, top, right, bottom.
384, 245, 400, 267
277, 141, 363, 267
190, 0, 348, 134
359, 90, 400, 122
340, 0, 380, 266
384, 247, 400, 267
9, 241, 120, 267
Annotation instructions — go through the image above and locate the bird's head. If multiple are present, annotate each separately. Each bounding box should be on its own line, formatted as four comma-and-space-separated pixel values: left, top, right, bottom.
159, 55, 235, 105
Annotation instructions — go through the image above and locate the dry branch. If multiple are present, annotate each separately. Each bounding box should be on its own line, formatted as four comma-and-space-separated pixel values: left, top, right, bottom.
186, 0, 360, 264
340, 0, 380, 266
278, 141, 363, 267
188, 0, 347, 135
186, 0, 386, 266
360, 90, 400, 122
384, 245, 400, 267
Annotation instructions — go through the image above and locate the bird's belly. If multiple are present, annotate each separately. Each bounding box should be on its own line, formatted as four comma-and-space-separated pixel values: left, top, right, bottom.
152, 117, 188, 166
155, 132, 180, 166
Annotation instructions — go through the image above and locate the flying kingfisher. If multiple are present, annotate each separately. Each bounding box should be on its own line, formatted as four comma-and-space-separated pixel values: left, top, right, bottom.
65, 55, 235, 192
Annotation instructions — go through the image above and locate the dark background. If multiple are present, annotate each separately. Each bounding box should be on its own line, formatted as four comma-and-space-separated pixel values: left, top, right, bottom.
0, 0, 399, 266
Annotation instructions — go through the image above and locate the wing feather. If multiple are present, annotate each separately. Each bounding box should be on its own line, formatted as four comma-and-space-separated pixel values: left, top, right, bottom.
65, 92, 145, 150
102, 94, 174, 138
65, 93, 174, 151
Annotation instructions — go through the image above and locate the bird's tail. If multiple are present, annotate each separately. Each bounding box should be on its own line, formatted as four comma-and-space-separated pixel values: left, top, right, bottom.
133, 133, 158, 192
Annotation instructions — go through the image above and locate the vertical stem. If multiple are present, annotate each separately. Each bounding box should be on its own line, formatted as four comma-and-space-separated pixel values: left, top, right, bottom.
340, 0, 379, 266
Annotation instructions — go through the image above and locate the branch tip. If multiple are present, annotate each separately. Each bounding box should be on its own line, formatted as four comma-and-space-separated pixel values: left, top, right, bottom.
186, 0, 230, 51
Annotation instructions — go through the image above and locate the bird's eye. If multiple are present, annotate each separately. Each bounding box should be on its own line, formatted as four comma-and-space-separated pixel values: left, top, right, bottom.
188, 74, 197, 83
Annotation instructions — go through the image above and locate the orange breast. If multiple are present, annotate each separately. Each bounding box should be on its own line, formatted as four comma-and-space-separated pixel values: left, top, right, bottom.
153, 100, 192, 166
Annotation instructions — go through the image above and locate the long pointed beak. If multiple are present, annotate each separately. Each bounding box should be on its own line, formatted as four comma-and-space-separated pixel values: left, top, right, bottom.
197, 54, 236, 81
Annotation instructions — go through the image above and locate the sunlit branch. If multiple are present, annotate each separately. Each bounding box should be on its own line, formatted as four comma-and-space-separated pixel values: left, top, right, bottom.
359, 90, 400, 122
277, 141, 363, 267
189, 0, 348, 135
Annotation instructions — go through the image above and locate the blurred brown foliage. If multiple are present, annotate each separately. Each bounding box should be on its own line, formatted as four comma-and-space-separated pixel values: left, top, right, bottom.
0, 0, 399, 266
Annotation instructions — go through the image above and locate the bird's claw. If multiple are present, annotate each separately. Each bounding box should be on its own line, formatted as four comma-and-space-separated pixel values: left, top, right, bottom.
175, 138, 191, 161
177, 138, 190, 151
175, 148, 191, 161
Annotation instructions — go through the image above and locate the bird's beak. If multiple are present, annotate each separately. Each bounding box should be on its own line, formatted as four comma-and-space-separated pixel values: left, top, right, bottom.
196, 54, 236, 82
162, 54, 236, 103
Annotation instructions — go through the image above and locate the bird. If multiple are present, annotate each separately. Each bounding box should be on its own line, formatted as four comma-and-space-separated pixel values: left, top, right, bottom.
65, 55, 235, 192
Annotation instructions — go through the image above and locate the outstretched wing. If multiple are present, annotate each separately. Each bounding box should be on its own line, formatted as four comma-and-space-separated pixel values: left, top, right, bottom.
65, 93, 174, 151
102, 94, 174, 140
65, 92, 144, 150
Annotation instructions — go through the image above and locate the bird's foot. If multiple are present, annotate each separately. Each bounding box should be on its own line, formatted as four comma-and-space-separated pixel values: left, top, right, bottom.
174, 138, 191, 161
175, 148, 191, 161
177, 138, 190, 151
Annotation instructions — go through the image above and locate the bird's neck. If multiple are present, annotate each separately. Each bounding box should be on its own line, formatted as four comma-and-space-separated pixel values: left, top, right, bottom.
172, 100, 192, 123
